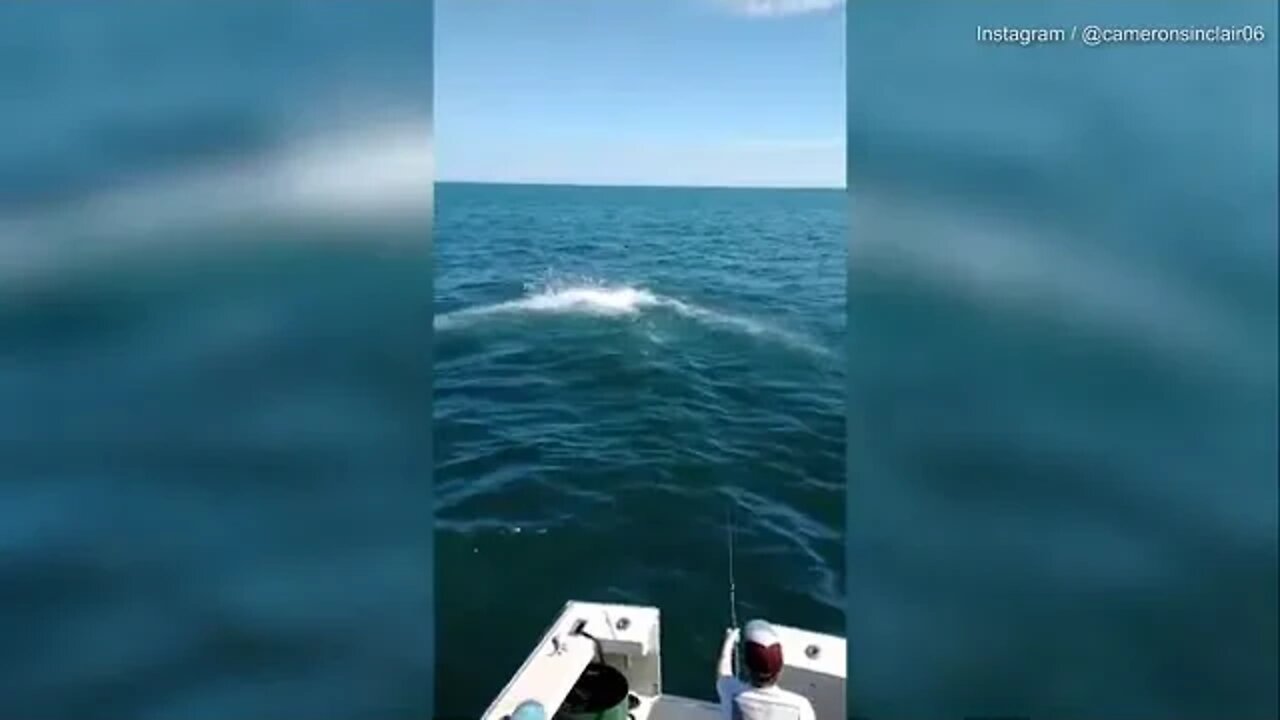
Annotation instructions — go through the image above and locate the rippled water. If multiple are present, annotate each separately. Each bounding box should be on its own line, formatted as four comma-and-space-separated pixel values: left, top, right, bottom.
848, 2, 1277, 717
0, 5, 433, 718
434, 182, 845, 715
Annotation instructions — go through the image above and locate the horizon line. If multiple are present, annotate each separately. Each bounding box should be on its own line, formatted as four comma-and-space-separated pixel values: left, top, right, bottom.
435, 179, 847, 192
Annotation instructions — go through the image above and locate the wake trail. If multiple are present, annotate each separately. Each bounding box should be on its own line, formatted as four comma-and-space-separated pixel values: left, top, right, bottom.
434, 283, 833, 358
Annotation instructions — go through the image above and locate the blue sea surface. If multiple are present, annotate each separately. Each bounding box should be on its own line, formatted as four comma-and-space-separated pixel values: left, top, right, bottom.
434, 182, 846, 715
848, 1, 1277, 717
2, 2, 1273, 719
0, 5, 433, 718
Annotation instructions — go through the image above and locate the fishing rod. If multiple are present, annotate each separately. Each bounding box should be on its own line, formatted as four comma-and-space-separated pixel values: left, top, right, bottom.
727, 500, 741, 677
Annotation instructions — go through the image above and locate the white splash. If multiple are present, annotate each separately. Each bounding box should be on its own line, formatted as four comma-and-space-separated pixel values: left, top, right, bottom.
81, 119, 433, 233
851, 191, 1274, 383
0, 117, 433, 287
435, 281, 833, 358
506, 286, 661, 315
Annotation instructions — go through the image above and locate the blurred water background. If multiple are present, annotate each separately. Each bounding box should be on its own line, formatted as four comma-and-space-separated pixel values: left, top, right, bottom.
847, 1, 1277, 718
0, 4, 433, 718
4, 1, 1275, 718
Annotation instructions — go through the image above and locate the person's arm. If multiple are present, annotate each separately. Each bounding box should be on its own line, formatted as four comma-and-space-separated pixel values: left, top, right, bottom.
715, 627, 741, 707
716, 627, 739, 679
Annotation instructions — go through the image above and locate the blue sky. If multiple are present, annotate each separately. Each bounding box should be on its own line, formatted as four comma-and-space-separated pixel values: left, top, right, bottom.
435, 0, 845, 188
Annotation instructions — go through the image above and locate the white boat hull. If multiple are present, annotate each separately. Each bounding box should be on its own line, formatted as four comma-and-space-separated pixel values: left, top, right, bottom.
483, 601, 845, 720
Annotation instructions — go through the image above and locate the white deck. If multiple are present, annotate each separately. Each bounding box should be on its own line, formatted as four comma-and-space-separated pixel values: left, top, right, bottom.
633, 695, 721, 720
483, 601, 845, 720
482, 601, 662, 720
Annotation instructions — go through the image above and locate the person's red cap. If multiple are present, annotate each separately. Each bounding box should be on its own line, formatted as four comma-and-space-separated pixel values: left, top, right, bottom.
742, 619, 783, 683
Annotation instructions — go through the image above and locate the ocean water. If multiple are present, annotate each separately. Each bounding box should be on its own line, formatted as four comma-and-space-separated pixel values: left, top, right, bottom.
434, 182, 846, 715
0, 5, 433, 718
5, 3, 1274, 719
848, 2, 1277, 718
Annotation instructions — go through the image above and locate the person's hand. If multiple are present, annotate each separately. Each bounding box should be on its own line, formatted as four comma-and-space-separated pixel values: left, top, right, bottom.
717, 626, 741, 678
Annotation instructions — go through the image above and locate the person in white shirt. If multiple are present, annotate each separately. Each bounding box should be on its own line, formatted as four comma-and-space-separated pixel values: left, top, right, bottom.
715, 619, 818, 720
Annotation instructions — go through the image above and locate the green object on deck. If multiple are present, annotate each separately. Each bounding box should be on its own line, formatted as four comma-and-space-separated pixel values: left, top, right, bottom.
555, 663, 630, 720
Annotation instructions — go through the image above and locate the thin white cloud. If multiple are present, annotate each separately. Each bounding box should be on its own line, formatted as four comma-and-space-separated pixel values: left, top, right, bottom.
719, 0, 844, 18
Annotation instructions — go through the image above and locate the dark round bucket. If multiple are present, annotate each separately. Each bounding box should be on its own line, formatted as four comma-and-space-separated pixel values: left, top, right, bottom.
556, 663, 630, 720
